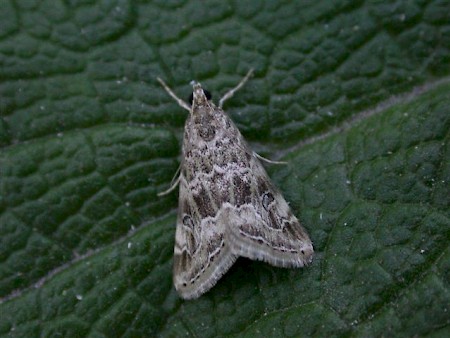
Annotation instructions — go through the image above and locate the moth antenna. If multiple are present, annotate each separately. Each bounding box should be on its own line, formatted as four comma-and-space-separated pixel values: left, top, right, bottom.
219, 69, 254, 108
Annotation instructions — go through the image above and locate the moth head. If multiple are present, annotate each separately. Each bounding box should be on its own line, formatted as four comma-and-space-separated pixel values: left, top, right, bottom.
188, 82, 212, 106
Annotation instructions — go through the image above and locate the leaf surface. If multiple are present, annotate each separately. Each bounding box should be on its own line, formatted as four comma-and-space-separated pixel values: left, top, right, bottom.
1, 1, 449, 337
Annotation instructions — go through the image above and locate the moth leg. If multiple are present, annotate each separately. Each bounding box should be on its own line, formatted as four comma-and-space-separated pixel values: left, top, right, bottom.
254, 152, 287, 165
157, 175, 180, 196
157, 77, 191, 111
219, 69, 254, 108
157, 165, 181, 196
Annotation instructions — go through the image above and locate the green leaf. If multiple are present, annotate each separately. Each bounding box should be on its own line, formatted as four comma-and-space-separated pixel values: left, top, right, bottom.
1, 1, 449, 337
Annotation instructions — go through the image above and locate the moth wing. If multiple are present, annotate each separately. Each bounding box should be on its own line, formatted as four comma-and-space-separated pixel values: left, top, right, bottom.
173, 174, 237, 299
227, 154, 314, 268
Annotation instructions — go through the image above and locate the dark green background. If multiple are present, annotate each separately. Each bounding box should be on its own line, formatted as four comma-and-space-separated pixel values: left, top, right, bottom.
0, 1, 449, 337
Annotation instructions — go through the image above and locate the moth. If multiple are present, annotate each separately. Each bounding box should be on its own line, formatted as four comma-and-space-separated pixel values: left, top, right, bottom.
157, 69, 313, 299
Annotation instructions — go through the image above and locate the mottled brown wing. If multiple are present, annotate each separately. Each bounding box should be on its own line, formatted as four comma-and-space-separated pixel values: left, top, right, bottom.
227, 154, 314, 268
172, 174, 237, 300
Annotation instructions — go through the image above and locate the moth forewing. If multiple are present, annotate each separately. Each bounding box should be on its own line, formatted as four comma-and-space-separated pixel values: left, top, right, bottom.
158, 70, 313, 299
